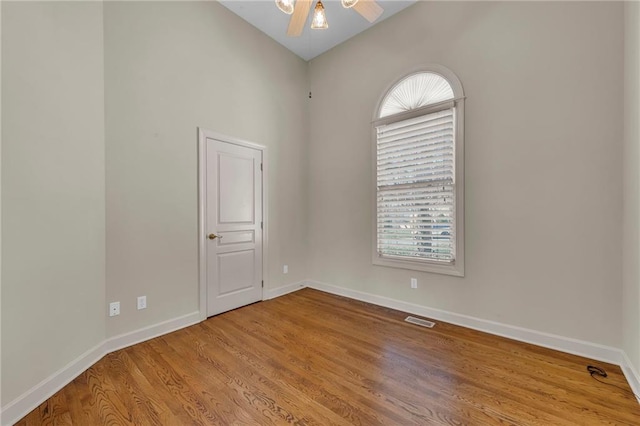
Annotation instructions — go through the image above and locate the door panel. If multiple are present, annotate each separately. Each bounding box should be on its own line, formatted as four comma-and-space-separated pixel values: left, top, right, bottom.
218, 231, 255, 246
218, 153, 255, 224
206, 138, 263, 317
217, 250, 255, 295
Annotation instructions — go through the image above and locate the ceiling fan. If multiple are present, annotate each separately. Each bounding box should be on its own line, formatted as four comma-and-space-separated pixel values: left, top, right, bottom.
276, 0, 384, 36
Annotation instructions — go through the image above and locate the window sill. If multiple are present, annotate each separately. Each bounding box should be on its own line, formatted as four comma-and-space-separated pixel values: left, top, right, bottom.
372, 255, 464, 277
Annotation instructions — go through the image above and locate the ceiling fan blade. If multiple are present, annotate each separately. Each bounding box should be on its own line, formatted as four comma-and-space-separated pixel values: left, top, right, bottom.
353, 0, 383, 23
287, 0, 313, 37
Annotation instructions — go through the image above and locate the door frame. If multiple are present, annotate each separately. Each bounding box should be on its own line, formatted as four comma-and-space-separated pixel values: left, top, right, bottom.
197, 128, 269, 320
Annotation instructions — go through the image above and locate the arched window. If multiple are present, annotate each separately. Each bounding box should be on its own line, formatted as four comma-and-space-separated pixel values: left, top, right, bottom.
373, 66, 465, 276
379, 72, 455, 118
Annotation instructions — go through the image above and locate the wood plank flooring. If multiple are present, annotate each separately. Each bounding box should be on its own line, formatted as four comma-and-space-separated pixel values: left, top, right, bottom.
15, 288, 640, 425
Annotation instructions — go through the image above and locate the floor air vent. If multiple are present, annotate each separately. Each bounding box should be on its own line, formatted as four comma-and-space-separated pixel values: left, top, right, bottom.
405, 316, 436, 328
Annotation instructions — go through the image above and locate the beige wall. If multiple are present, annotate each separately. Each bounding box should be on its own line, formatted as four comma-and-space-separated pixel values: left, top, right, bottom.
1, 0, 636, 417
1, 0, 308, 410
624, 0, 640, 375
104, 1, 309, 336
308, 1, 624, 346
1, 1, 105, 405
1, 0, 4, 412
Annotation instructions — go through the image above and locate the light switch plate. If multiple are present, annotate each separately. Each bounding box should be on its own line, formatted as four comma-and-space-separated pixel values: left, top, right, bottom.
137, 296, 147, 310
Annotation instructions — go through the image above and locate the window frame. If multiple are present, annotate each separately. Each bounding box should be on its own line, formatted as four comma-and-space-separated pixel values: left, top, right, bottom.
371, 65, 465, 277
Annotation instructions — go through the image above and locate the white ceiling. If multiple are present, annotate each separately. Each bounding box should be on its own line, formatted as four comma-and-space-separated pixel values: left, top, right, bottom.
219, 0, 417, 61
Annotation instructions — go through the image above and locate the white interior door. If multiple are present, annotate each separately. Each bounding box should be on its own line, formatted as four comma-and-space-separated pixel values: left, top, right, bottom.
206, 137, 263, 317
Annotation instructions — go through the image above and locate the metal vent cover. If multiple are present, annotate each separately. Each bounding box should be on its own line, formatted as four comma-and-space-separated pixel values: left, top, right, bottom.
405, 316, 436, 328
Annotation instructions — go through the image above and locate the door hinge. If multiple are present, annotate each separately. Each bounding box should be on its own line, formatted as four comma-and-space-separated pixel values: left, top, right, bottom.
261, 280, 264, 288
260, 163, 263, 171
261, 222, 263, 229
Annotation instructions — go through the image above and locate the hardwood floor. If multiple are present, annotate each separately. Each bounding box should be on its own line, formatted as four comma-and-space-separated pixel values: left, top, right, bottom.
15, 288, 640, 425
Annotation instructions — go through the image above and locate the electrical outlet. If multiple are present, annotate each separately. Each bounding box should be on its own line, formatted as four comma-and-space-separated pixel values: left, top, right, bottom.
283, 265, 288, 274
109, 301, 120, 317
137, 296, 147, 310
410, 278, 418, 289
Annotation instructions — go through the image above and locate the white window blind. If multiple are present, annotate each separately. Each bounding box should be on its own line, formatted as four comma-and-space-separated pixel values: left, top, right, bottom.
376, 108, 456, 263
379, 73, 454, 118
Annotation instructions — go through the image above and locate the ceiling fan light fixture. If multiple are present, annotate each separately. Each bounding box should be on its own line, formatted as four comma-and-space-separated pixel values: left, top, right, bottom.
341, 0, 359, 8
275, 0, 295, 15
311, 0, 328, 29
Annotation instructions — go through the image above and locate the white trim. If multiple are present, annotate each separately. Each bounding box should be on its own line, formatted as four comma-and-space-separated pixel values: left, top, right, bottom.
309, 279, 638, 402
198, 128, 207, 321
306, 280, 625, 365
621, 351, 640, 402
105, 311, 200, 353
373, 64, 465, 122
1, 311, 201, 426
197, 128, 268, 321
3, 285, 637, 426
373, 97, 465, 127
263, 281, 307, 300
372, 65, 465, 277
1, 341, 106, 426
262, 149, 270, 306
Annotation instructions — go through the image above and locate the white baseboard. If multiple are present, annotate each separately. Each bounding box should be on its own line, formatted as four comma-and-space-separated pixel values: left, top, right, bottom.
621, 351, 640, 402
263, 281, 306, 300
3, 282, 637, 425
106, 311, 201, 353
306, 280, 625, 366
1, 311, 201, 426
309, 278, 640, 403
1, 341, 107, 426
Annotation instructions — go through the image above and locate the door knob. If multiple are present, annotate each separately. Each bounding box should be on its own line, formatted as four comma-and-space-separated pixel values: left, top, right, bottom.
208, 233, 218, 240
